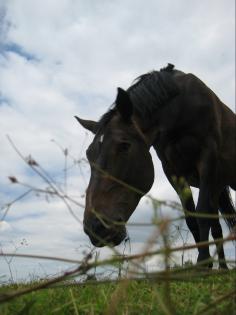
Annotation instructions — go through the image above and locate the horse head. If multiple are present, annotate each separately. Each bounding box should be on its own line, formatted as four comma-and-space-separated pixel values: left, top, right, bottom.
76, 88, 154, 247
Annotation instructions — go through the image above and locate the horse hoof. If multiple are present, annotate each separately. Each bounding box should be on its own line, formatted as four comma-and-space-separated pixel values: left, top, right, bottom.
195, 262, 213, 269
219, 264, 228, 270
197, 256, 213, 269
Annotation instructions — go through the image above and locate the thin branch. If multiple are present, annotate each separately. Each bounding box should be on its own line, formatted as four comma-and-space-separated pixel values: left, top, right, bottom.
0, 252, 93, 304
196, 289, 236, 315
6, 135, 83, 225
1, 189, 33, 221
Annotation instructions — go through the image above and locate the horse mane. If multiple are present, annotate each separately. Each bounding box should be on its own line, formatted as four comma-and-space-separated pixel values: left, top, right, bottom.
127, 64, 179, 123
98, 64, 180, 131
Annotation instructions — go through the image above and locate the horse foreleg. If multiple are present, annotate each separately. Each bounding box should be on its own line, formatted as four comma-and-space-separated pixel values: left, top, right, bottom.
163, 166, 200, 247
183, 194, 200, 245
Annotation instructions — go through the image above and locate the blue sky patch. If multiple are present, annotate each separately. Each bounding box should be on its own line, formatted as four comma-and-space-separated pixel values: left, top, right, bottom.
0, 92, 10, 106
1, 43, 39, 62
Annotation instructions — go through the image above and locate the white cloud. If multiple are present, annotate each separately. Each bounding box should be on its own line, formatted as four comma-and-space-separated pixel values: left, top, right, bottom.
0, 221, 11, 232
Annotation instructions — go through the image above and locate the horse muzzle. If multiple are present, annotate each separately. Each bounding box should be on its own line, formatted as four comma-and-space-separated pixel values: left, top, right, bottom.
83, 216, 127, 247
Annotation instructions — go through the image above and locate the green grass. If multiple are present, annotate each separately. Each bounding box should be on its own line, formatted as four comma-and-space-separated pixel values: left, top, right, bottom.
0, 271, 235, 315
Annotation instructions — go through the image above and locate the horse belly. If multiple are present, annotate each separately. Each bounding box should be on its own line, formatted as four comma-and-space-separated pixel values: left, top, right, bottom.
219, 108, 236, 189
219, 154, 236, 189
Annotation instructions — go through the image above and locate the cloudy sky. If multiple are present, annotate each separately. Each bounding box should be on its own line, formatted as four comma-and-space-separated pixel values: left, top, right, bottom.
0, 0, 235, 281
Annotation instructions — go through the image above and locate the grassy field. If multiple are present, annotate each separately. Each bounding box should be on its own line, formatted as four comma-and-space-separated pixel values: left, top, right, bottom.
0, 271, 235, 315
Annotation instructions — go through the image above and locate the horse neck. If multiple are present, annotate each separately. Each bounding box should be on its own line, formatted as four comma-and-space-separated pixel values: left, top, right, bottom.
132, 112, 159, 148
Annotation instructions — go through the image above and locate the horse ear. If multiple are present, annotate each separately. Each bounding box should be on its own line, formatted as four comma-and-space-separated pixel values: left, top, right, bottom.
115, 87, 133, 122
74, 116, 99, 134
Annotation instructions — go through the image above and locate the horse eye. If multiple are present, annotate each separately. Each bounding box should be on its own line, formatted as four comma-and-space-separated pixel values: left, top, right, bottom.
117, 142, 131, 153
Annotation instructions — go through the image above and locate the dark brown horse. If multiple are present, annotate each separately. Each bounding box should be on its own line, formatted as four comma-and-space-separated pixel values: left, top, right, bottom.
76, 64, 236, 268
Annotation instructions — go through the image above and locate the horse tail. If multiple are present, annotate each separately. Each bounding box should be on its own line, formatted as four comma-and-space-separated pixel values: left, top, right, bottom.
219, 186, 236, 234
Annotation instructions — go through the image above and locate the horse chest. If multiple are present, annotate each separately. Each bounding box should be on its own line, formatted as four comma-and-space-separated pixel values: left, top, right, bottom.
154, 133, 201, 176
